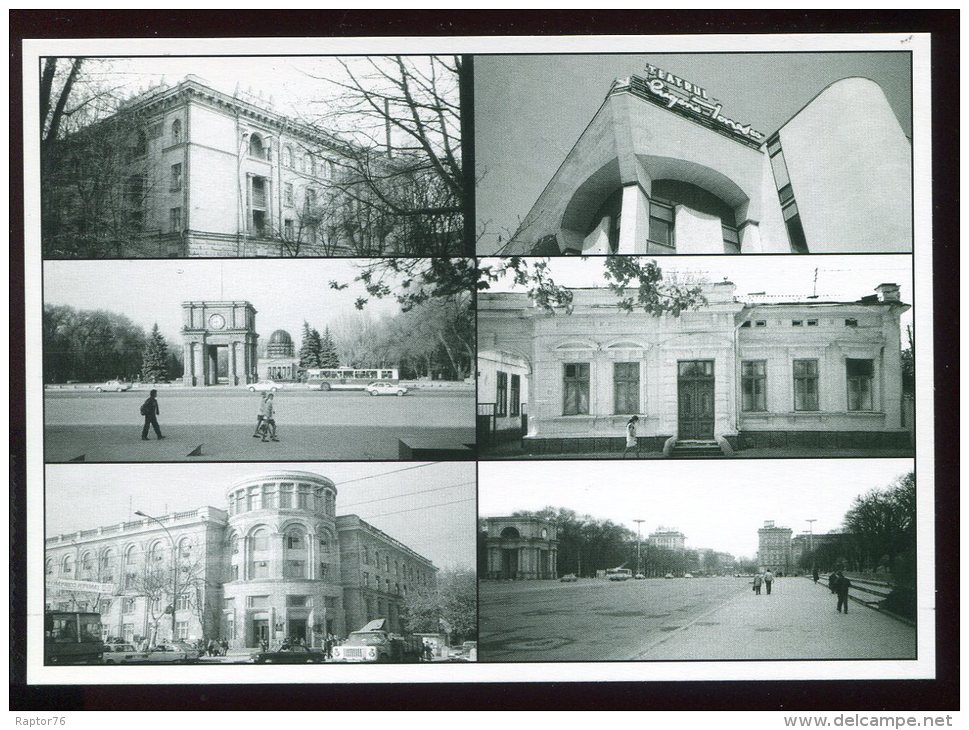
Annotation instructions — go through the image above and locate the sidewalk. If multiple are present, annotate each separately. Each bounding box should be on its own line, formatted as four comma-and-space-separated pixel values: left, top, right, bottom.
633, 577, 916, 660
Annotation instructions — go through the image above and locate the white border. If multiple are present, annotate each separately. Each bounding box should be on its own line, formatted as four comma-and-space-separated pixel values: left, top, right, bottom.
23, 32, 934, 685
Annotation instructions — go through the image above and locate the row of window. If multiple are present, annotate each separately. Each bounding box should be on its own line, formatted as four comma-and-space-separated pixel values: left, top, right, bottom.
227, 482, 335, 515
48, 539, 196, 578
740, 318, 862, 329
361, 572, 409, 596
767, 135, 809, 254
555, 358, 876, 416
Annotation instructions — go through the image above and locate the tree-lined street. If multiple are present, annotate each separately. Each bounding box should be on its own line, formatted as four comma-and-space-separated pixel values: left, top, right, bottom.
479, 576, 916, 662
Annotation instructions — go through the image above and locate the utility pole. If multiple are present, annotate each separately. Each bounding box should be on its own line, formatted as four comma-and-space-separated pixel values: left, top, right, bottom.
806, 518, 817, 571
634, 520, 645, 576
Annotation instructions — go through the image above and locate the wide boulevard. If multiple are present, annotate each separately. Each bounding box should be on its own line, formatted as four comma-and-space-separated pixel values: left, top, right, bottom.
44, 388, 475, 462
479, 576, 917, 662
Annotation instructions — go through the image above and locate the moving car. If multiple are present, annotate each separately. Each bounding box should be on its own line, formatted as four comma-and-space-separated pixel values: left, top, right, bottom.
247, 380, 281, 392
96, 379, 131, 392
683, 573, 694, 578
251, 645, 326, 664
634, 573, 646, 580
559, 573, 578, 582
365, 381, 408, 397
143, 644, 196, 663
664, 573, 674, 579
102, 643, 144, 665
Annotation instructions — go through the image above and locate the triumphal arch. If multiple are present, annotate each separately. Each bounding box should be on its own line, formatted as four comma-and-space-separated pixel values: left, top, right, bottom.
181, 301, 259, 386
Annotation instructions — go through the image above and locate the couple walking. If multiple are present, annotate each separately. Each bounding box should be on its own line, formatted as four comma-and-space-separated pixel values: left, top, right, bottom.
252, 392, 279, 442
752, 570, 774, 595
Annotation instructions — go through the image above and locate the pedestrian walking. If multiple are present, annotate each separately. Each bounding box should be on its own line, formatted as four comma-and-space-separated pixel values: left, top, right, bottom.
260, 393, 279, 442
140, 389, 164, 440
828, 571, 838, 594
252, 393, 269, 438
813, 567, 820, 583
763, 569, 774, 595
752, 572, 763, 595
623, 416, 640, 458
835, 570, 852, 614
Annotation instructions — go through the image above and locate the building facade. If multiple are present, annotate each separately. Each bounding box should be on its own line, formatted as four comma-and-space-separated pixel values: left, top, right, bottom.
46, 75, 410, 258
757, 521, 794, 574
499, 66, 911, 255
181, 300, 259, 386
45, 471, 437, 648
648, 528, 686, 552
483, 517, 558, 580
477, 281, 911, 455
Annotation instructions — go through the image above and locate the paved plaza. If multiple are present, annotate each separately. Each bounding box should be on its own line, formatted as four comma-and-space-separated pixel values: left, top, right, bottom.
479, 576, 916, 662
44, 389, 475, 461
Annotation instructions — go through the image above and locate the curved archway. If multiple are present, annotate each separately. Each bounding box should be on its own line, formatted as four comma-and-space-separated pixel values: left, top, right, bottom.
282, 145, 294, 168
171, 119, 182, 144
249, 133, 267, 160
500, 526, 521, 539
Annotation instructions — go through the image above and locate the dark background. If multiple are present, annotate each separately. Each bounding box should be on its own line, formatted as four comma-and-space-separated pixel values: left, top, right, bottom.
10, 9, 959, 711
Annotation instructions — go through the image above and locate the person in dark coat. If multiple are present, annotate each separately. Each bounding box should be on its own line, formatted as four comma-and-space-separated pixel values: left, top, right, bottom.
763, 569, 774, 595
835, 571, 852, 613
140, 389, 164, 440
829, 571, 838, 594
813, 567, 820, 583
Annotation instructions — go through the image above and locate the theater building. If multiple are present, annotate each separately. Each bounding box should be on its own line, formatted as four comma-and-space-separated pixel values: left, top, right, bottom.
648, 528, 687, 552
483, 517, 558, 580
45, 470, 436, 648
500, 65, 911, 255
758, 521, 794, 574
477, 281, 911, 456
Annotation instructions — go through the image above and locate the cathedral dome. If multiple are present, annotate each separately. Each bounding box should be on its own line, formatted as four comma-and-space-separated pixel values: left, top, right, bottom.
268, 329, 293, 345
267, 329, 294, 358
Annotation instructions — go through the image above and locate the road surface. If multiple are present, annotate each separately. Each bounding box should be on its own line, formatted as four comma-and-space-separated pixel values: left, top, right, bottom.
44, 389, 475, 462
479, 576, 916, 662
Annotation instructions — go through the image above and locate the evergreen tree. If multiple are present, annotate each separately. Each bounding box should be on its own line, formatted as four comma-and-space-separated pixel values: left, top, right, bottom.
298, 320, 320, 369
140, 323, 169, 383
319, 326, 340, 367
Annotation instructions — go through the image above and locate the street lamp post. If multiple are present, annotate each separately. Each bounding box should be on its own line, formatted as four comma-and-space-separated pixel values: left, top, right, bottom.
634, 520, 645, 577
135, 510, 178, 644
806, 519, 817, 572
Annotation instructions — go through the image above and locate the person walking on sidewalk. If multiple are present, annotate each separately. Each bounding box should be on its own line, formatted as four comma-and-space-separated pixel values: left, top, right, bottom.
813, 567, 820, 583
260, 393, 279, 442
252, 392, 270, 438
140, 389, 164, 440
752, 572, 763, 595
835, 570, 852, 613
763, 569, 774, 595
623, 416, 640, 458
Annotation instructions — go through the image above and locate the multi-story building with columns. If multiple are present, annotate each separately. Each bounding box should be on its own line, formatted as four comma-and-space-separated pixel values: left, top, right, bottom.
497, 65, 911, 256
648, 527, 686, 552
757, 521, 794, 574
44, 75, 408, 258
482, 516, 558, 580
45, 470, 437, 649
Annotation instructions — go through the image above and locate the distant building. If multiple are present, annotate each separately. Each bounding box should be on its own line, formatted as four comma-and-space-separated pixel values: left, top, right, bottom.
45, 470, 436, 649
478, 281, 911, 456
498, 66, 911, 255
258, 329, 300, 381
757, 521, 793, 573
648, 527, 686, 552
791, 532, 842, 567
483, 517, 558, 580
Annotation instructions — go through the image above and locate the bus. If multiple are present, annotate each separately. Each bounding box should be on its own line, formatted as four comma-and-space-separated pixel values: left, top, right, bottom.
44, 611, 104, 664
304, 367, 400, 391
606, 568, 633, 582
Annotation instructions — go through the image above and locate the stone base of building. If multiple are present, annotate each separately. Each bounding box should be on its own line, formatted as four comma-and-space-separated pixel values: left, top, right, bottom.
737, 430, 912, 451
522, 435, 670, 456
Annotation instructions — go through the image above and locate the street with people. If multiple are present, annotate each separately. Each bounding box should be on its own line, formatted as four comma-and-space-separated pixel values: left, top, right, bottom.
44, 388, 474, 461
479, 575, 916, 662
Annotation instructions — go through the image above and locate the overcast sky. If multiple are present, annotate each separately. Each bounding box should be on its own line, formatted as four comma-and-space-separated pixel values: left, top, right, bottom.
475, 52, 912, 253
479, 460, 913, 559
479, 254, 914, 336
46, 462, 476, 570
44, 259, 404, 345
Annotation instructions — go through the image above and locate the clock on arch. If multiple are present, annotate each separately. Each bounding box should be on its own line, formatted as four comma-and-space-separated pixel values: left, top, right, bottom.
208, 313, 226, 330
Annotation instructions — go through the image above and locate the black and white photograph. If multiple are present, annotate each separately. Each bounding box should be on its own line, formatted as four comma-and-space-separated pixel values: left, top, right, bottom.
477, 460, 917, 663
40, 55, 465, 258
477, 255, 914, 459
475, 52, 913, 256
44, 461, 477, 667
43, 258, 476, 462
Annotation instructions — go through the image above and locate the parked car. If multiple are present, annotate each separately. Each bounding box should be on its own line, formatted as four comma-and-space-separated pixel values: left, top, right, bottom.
247, 380, 281, 392
664, 573, 674, 579
143, 644, 196, 663
96, 379, 131, 392
559, 573, 578, 582
683, 573, 694, 578
172, 640, 205, 659
102, 643, 144, 664
365, 381, 408, 397
634, 573, 646, 580
252, 645, 326, 664
461, 641, 477, 662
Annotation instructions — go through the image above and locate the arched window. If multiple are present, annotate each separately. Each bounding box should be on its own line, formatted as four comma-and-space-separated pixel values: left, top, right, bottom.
303, 154, 313, 176
100, 549, 116, 580
500, 527, 521, 539
127, 129, 147, 161
284, 527, 308, 578
319, 533, 331, 554
177, 537, 193, 560
171, 119, 182, 144
249, 527, 271, 578
45, 559, 54, 576
282, 145, 293, 168
249, 133, 267, 160
62, 554, 74, 575
79, 551, 94, 579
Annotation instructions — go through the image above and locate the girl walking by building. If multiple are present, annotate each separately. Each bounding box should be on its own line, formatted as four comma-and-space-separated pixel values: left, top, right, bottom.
623, 415, 640, 458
